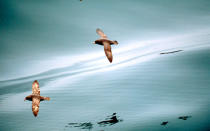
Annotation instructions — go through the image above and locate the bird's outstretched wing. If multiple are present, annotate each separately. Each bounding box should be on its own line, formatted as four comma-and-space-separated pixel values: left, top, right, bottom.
40, 96, 50, 101
24, 95, 33, 101
96, 28, 108, 39
103, 41, 113, 63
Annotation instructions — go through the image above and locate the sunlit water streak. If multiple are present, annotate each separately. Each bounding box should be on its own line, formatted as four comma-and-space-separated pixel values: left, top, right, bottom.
0, 31, 209, 85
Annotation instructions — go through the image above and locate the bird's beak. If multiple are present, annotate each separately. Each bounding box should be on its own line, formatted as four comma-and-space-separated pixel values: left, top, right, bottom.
92, 42, 95, 44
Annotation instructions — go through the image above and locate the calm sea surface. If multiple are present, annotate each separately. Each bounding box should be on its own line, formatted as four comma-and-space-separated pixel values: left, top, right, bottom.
0, 0, 210, 130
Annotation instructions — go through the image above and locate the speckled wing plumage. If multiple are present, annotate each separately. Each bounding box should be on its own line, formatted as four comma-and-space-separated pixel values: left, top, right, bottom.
96, 28, 108, 39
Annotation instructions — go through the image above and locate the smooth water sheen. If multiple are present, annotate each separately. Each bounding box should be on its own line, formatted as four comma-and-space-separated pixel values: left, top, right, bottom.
0, 0, 210, 131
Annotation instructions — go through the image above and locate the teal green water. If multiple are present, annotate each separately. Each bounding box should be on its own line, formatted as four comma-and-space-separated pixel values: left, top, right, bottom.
0, 0, 210, 131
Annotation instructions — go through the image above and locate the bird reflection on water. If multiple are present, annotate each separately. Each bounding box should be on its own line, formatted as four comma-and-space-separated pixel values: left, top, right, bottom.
97, 113, 123, 126
65, 122, 93, 130
178, 116, 192, 120
65, 113, 122, 130
161, 121, 168, 126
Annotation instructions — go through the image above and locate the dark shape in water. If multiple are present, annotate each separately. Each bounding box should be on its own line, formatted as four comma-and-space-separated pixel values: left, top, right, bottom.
67, 122, 93, 130
161, 121, 168, 126
178, 116, 192, 120
66, 122, 93, 130
160, 50, 183, 55
24, 80, 50, 117
97, 113, 122, 126
93, 28, 118, 63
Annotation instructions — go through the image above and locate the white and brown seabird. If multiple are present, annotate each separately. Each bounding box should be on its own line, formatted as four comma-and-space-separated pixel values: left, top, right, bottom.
24, 80, 50, 117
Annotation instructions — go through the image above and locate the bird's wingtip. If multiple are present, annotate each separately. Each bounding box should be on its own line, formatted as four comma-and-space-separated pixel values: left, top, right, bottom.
113, 40, 118, 45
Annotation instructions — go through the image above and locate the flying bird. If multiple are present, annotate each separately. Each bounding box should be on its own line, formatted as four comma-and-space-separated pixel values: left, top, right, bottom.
24, 80, 50, 117
93, 28, 118, 63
